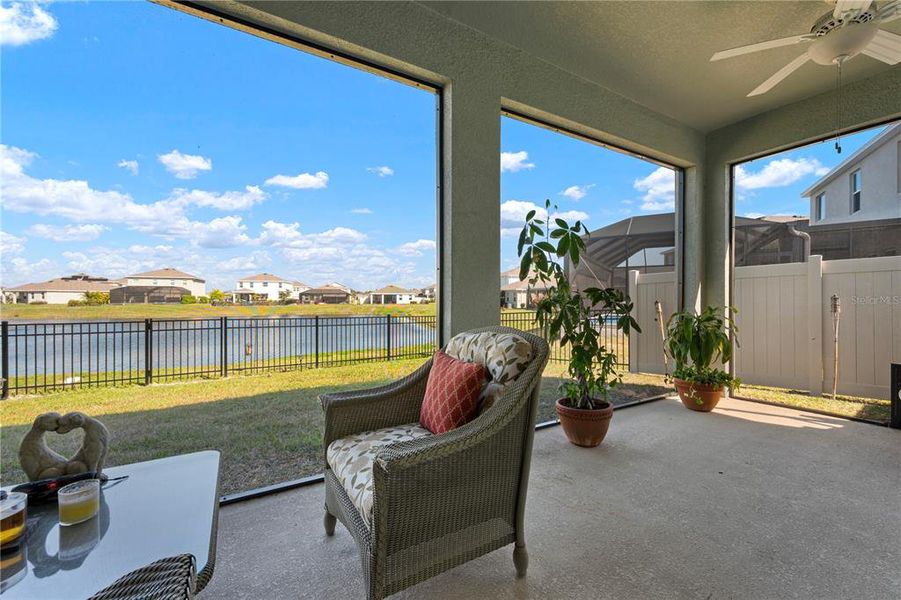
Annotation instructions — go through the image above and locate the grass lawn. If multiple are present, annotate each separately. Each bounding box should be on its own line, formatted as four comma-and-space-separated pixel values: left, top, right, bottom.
733, 383, 891, 424
0, 358, 668, 496
0, 302, 438, 321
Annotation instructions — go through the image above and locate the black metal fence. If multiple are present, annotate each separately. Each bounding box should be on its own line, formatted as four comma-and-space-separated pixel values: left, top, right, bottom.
499, 311, 628, 367
0, 311, 628, 397
0, 315, 436, 397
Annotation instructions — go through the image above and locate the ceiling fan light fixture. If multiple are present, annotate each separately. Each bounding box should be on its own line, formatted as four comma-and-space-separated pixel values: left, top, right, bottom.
807, 20, 880, 64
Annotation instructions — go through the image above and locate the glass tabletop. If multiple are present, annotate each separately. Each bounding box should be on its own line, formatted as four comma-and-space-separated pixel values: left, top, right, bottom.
1, 451, 220, 599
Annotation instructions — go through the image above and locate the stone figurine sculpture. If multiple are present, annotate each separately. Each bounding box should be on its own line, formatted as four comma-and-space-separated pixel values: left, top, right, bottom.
18, 412, 110, 481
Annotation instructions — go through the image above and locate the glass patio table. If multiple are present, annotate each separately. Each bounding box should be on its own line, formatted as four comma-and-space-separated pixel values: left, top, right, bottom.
1, 451, 220, 599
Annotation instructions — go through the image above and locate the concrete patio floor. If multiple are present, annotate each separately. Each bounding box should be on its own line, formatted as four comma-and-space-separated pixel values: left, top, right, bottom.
203, 397, 900, 599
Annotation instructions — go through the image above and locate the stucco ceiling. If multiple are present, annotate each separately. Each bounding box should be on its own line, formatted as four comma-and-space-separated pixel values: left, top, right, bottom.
421, 0, 901, 132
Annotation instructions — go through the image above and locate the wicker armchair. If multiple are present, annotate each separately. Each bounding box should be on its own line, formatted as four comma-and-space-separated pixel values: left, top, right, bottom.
320, 326, 549, 599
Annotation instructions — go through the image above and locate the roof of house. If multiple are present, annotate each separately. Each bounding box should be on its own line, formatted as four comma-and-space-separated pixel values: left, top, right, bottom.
8, 274, 121, 293
238, 273, 289, 282
501, 279, 551, 292
371, 285, 415, 294
292, 280, 310, 288
801, 122, 901, 197
129, 267, 204, 281
301, 287, 352, 296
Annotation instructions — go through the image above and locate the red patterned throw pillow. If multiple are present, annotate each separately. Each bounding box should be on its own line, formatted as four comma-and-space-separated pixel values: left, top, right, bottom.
420, 350, 487, 434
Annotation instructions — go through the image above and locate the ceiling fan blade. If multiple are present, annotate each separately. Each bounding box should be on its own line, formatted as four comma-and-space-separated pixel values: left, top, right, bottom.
710, 35, 813, 61
747, 54, 810, 97
878, 0, 901, 23
862, 29, 901, 63
833, 0, 873, 19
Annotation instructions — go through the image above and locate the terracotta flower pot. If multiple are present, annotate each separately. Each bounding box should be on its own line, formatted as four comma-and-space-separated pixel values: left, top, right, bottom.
555, 398, 613, 447
673, 378, 724, 412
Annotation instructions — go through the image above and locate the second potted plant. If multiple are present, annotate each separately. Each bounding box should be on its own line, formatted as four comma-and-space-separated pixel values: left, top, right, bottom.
664, 306, 740, 412
519, 201, 640, 447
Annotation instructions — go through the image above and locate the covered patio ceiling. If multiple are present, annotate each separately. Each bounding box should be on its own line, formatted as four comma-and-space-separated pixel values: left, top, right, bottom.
424, 1, 901, 132
203, 397, 901, 599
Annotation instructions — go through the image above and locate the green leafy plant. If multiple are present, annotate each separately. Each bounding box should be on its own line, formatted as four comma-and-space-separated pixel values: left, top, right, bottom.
664, 305, 740, 394
518, 200, 640, 410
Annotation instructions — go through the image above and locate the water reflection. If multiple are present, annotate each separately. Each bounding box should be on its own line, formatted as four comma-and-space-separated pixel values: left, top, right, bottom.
25, 495, 110, 579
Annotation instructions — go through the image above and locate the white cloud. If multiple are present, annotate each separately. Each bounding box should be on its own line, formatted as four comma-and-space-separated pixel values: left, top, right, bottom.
1, 144, 177, 227
117, 159, 139, 175
397, 239, 436, 257
1, 231, 26, 255
188, 216, 252, 249
499, 200, 588, 237
500, 151, 535, 173
741, 212, 766, 219
27, 223, 106, 242
216, 251, 271, 274
158, 149, 212, 179
1, 256, 57, 287
634, 167, 676, 211
560, 184, 593, 201
351, 208, 373, 215
554, 210, 590, 224
0, 1, 57, 46
264, 171, 328, 189
366, 166, 394, 177
167, 185, 266, 211
0, 145, 274, 240
734, 157, 830, 191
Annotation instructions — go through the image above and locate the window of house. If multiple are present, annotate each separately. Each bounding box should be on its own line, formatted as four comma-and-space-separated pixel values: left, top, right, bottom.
263, 282, 268, 288
850, 169, 861, 213
816, 193, 826, 221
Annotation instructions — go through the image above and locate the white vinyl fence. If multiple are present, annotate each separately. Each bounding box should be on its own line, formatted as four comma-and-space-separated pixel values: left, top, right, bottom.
628, 255, 901, 400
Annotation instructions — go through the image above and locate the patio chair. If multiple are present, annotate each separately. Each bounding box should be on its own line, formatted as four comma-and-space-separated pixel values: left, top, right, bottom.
320, 326, 549, 599
88, 554, 196, 600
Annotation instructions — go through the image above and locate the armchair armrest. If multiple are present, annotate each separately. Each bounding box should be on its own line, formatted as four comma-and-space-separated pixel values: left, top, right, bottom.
321, 358, 433, 449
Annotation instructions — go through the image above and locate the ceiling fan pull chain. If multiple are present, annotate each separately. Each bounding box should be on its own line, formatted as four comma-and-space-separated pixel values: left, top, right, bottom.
835, 60, 843, 154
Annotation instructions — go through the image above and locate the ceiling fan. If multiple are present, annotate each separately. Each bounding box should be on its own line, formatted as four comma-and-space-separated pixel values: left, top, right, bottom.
710, 0, 901, 96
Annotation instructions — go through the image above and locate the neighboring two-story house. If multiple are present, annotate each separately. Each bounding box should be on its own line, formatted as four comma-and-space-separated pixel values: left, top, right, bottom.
119, 268, 206, 297
803, 123, 901, 226
233, 273, 309, 302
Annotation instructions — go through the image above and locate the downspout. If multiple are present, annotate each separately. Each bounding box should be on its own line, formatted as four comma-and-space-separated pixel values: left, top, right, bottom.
787, 224, 811, 261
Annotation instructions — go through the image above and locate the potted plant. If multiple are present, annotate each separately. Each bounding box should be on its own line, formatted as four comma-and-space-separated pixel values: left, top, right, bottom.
664, 306, 740, 412
518, 200, 640, 447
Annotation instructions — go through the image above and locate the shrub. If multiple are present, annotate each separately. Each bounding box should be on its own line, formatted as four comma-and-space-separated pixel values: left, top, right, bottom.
83, 291, 110, 305
180, 295, 197, 304
68, 299, 87, 307
197, 296, 210, 304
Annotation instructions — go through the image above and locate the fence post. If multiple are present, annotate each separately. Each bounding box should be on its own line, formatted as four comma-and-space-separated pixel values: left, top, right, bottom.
144, 318, 153, 386
1, 321, 8, 399
386, 315, 392, 360
314, 316, 319, 368
627, 270, 639, 373
807, 255, 823, 397
220, 316, 228, 378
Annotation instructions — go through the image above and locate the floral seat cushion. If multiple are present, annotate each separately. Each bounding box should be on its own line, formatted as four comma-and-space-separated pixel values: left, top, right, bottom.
326, 423, 432, 525
444, 331, 533, 411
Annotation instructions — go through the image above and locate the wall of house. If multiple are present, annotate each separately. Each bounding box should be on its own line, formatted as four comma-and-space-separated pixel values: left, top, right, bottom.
237, 280, 293, 301
17, 291, 89, 304
808, 132, 901, 225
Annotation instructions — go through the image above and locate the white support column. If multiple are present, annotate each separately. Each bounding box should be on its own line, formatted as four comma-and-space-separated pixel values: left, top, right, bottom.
807, 255, 823, 397
628, 269, 640, 373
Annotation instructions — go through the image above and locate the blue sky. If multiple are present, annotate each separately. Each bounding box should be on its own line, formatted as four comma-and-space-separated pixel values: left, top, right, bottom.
0, 1, 887, 291
500, 117, 886, 271
1, 1, 437, 291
